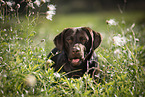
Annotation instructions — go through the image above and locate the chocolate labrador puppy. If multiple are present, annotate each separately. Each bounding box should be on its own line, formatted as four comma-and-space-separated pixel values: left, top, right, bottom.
47, 27, 101, 78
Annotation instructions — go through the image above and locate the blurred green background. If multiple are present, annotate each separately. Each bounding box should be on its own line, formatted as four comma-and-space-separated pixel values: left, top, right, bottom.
29, 0, 145, 52
2, 0, 145, 52
35, 12, 144, 51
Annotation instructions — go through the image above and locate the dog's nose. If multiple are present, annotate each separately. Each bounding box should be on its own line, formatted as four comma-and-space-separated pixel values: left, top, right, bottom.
72, 47, 80, 53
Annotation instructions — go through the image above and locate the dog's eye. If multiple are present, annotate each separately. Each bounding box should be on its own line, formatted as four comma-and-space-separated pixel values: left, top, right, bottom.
66, 37, 73, 43
80, 37, 87, 43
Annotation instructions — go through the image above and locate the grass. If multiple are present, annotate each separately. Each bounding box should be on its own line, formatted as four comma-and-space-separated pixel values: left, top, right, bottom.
0, 11, 145, 96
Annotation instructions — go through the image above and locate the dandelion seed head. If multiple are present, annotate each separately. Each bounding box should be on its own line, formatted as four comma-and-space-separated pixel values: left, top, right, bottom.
26, 74, 37, 87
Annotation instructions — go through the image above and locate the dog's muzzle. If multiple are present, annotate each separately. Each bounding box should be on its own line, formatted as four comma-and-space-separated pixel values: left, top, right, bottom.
68, 44, 86, 66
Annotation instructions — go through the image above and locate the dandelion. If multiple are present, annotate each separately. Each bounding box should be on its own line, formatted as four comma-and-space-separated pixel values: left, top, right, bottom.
26, 74, 37, 87
113, 34, 127, 46
106, 19, 118, 26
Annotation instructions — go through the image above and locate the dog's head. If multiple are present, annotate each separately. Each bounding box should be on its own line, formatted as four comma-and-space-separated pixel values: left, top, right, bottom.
54, 27, 101, 66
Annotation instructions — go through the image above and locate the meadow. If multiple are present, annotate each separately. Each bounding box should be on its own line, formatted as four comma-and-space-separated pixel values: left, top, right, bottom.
0, 10, 145, 96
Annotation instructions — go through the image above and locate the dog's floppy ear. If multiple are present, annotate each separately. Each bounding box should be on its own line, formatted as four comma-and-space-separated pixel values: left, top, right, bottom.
82, 27, 101, 50
92, 30, 102, 50
54, 28, 69, 51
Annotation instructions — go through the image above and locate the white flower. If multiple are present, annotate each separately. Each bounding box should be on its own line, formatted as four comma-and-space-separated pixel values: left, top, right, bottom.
113, 34, 127, 46
46, 11, 56, 21
6, 1, 13, 7
47, 4, 56, 11
46, 10, 55, 15
38, 56, 41, 58
114, 49, 122, 58
34, 0, 40, 7
45, 4, 56, 21
28, 2, 35, 9
114, 49, 121, 55
46, 14, 53, 21
46, 59, 52, 64
106, 19, 118, 26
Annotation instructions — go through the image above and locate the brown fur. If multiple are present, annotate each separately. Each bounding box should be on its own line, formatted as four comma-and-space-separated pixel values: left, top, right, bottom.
48, 27, 101, 78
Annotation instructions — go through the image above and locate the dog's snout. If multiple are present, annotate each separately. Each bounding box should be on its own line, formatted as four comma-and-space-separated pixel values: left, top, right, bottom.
72, 47, 80, 53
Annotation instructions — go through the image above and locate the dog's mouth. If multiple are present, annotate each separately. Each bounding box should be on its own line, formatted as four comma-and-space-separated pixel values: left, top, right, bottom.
69, 57, 84, 66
